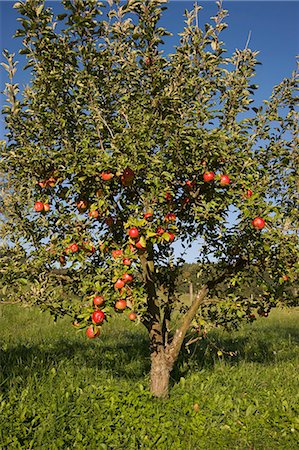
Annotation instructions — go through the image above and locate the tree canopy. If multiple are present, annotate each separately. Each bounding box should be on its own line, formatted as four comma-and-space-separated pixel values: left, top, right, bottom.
1, 0, 298, 397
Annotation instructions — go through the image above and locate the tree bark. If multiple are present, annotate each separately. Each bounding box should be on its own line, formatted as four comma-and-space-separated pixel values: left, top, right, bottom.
150, 346, 171, 399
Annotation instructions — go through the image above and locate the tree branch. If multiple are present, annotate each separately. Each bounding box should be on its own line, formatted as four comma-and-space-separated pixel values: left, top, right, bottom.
164, 256, 246, 368
165, 285, 208, 368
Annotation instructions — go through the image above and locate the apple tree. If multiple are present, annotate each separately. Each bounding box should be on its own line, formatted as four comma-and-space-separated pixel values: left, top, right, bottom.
1, 0, 298, 398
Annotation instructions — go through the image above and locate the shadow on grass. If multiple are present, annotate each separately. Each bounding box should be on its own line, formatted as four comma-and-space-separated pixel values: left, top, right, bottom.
0, 330, 151, 391
172, 322, 299, 382
1, 319, 298, 390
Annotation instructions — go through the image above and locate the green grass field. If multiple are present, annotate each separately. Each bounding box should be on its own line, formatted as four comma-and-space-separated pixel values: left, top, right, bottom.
0, 304, 298, 449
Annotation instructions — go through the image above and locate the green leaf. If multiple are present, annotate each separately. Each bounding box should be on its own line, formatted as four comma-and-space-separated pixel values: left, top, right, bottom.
246, 405, 257, 416
36, 4, 43, 16
138, 236, 146, 248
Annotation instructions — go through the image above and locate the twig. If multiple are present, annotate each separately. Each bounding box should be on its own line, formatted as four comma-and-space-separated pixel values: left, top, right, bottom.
244, 30, 252, 50
195, 2, 199, 29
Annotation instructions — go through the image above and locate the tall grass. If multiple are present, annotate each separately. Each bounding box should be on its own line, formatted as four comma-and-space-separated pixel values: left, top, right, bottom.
0, 305, 298, 449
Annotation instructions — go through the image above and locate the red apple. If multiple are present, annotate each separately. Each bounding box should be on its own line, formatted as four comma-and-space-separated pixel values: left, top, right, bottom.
282, 275, 289, 282
112, 249, 123, 259
38, 181, 46, 188
114, 279, 125, 289
115, 299, 127, 310
135, 240, 146, 250
93, 295, 105, 306
156, 226, 165, 236
165, 192, 172, 202
122, 273, 133, 283
101, 171, 114, 181
128, 227, 139, 239
144, 212, 153, 221
246, 189, 253, 198
86, 325, 100, 339
128, 312, 137, 321
164, 212, 176, 222
203, 172, 215, 182
89, 210, 99, 219
47, 177, 56, 187
252, 217, 265, 230
167, 232, 175, 242
69, 243, 79, 253
34, 201, 44, 212
123, 258, 131, 266
91, 310, 105, 324
220, 174, 231, 186
76, 200, 88, 211
43, 203, 50, 212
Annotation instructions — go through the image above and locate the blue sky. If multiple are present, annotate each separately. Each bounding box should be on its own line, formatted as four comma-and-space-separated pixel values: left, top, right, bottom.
1, 1, 298, 136
0, 1, 298, 261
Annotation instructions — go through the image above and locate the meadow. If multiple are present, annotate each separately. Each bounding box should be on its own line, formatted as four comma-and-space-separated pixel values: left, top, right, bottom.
0, 304, 298, 449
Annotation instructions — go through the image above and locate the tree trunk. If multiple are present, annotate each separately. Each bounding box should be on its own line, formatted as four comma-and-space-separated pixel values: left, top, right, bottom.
139, 246, 209, 399
150, 347, 171, 399
148, 286, 209, 398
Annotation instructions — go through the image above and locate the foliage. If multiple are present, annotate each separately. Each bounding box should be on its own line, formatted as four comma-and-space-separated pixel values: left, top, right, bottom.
0, 0, 298, 396
0, 304, 299, 449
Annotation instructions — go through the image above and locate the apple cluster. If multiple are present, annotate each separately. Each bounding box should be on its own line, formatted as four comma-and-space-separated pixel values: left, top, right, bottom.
34, 165, 266, 339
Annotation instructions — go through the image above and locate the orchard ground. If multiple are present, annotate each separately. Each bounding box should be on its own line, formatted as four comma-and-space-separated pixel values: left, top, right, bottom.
0, 303, 298, 449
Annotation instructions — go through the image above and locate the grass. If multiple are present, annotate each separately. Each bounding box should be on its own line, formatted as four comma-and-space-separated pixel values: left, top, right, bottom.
0, 305, 298, 449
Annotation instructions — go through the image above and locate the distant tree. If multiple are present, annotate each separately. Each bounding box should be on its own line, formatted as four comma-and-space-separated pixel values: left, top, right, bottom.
1, 0, 298, 398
